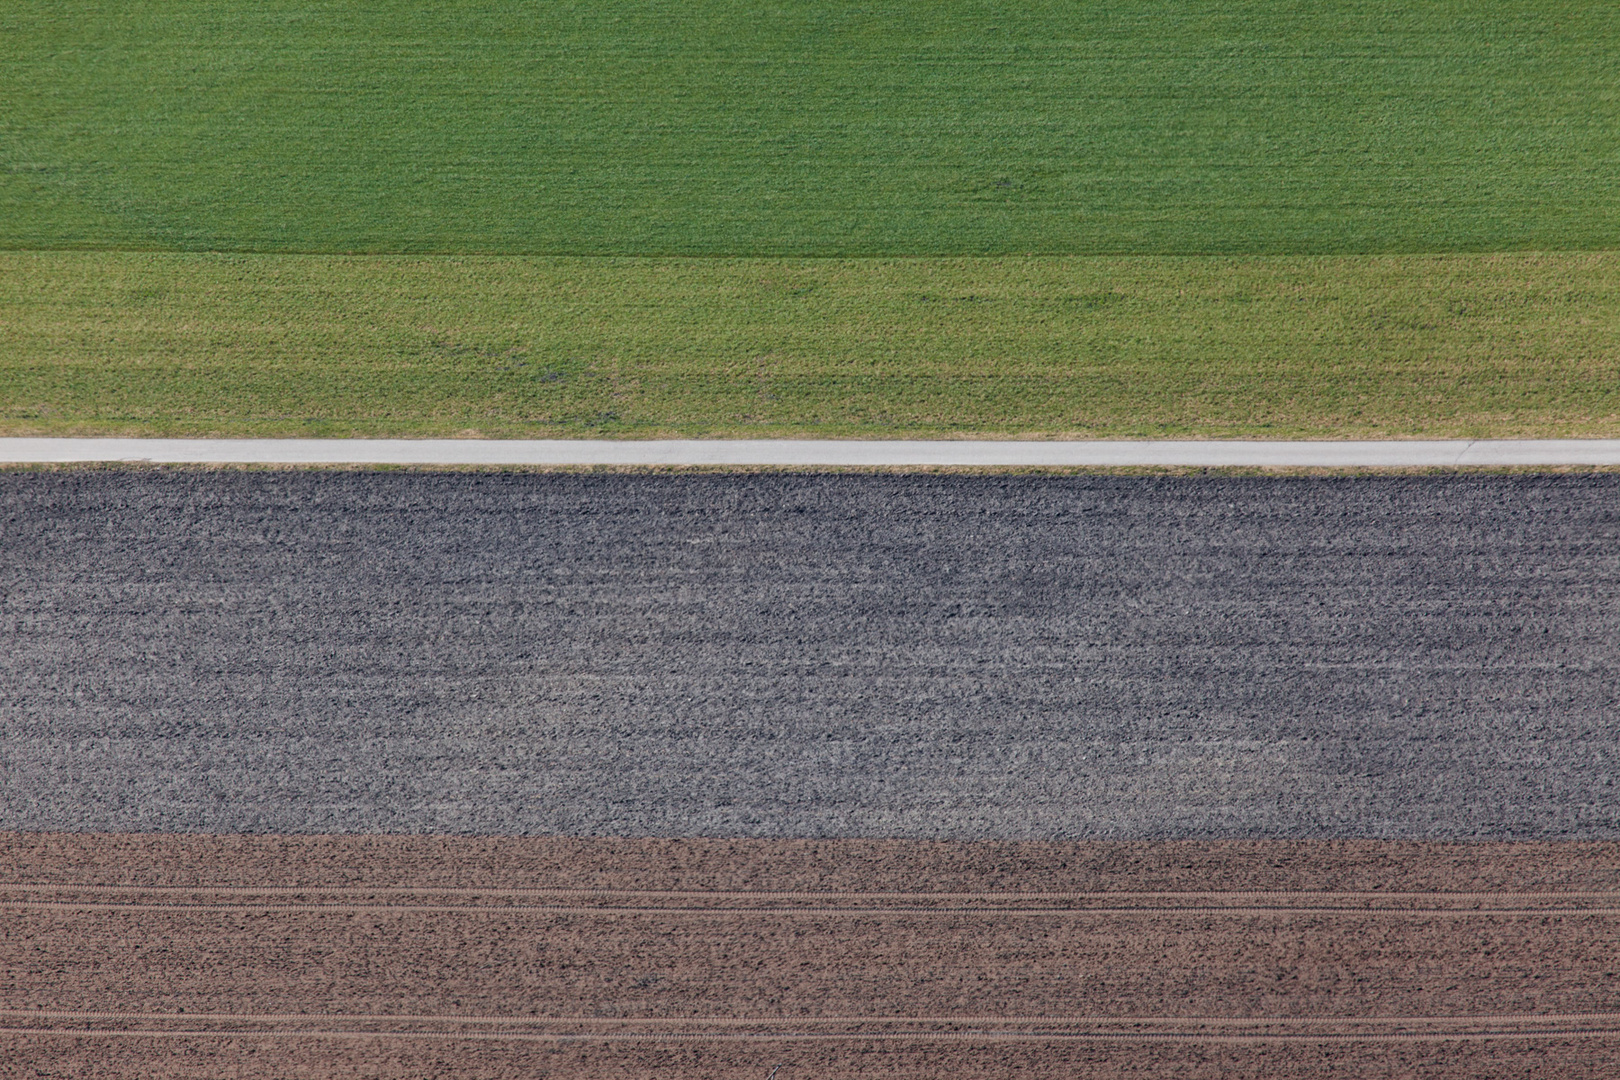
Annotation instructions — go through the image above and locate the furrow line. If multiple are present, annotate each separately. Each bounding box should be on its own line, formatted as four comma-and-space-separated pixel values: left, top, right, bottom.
5, 1026, 1620, 1045
7, 1009, 1620, 1028
5, 884, 1617, 903
5, 900, 1618, 916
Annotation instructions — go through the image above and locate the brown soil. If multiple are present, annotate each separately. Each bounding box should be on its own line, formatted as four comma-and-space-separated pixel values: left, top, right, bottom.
4, 833, 1619, 1078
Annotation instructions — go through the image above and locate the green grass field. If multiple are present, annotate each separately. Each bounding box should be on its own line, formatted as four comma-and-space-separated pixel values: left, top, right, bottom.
2, 2, 1616, 439
4, 252, 1615, 439
4, 0, 1616, 256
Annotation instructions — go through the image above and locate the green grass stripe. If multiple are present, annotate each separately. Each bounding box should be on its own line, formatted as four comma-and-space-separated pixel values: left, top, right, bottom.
3, 1, 1617, 256
3, 251, 1616, 440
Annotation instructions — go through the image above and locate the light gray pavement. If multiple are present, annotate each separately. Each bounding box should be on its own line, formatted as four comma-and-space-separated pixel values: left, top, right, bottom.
5, 436, 1620, 467
1, 471, 1616, 839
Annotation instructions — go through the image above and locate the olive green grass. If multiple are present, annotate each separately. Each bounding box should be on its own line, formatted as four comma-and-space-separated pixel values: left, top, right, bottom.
4, 251, 1615, 440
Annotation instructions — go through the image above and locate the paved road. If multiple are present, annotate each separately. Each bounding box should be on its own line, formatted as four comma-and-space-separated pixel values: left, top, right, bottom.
5, 436, 1620, 467
1, 471, 1615, 838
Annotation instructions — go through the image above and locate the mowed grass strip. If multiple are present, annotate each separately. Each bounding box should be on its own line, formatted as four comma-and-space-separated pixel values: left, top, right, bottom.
3, 1, 1617, 255
3, 252, 1616, 440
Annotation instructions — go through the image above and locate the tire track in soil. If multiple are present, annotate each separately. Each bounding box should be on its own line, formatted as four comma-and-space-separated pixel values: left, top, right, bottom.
5, 835, 1620, 1076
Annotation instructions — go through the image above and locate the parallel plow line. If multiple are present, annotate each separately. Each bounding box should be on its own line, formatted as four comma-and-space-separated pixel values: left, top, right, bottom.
6, 1025, 1620, 1044
5, 1008, 1620, 1044
11, 885, 1617, 1046
5, 884, 1619, 915
8, 1008, 1620, 1028
7, 884, 1619, 901
7, 900, 1619, 915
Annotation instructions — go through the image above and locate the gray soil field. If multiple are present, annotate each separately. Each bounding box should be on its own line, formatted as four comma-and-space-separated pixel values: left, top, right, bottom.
1, 470, 1616, 838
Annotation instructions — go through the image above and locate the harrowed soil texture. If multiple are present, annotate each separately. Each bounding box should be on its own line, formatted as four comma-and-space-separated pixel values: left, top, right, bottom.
4, 833, 1620, 1079
2, 469, 1618, 839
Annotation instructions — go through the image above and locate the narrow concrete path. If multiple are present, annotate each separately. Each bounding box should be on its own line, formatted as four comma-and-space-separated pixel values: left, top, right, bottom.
4, 437, 1620, 467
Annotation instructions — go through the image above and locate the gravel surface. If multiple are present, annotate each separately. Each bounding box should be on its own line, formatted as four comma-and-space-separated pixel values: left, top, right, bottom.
1, 471, 1616, 838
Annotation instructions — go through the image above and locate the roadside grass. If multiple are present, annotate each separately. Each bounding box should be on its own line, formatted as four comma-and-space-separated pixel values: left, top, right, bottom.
3, 1, 1616, 256
3, 252, 1616, 440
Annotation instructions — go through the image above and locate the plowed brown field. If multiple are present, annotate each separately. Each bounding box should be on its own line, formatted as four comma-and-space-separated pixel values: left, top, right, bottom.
5, 833, 1619, 1078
